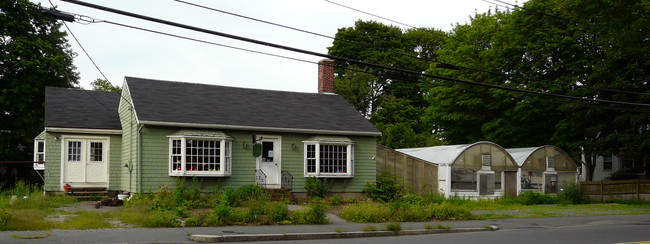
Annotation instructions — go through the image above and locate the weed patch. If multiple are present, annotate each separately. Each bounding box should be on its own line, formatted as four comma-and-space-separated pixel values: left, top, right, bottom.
62, 211, 112, 229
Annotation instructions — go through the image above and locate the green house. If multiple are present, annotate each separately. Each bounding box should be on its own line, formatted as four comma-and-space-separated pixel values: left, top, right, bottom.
39, 64, 380, 195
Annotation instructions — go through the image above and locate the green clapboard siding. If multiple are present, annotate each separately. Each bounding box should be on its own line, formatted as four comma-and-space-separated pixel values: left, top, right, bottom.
119, 83, 139, 193
43, 132, 121, 192
136, 125, 377, 193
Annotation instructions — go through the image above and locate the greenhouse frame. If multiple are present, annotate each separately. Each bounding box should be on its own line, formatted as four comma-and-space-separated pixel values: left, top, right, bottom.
506, 146, 578, 194
397, 141, 519, 198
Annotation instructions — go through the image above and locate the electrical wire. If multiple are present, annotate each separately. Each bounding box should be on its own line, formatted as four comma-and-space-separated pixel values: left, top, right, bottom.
323, 0, 648, 96
172, 0, 445, 68
179, 0, 647, 97
58, 0, 650, 108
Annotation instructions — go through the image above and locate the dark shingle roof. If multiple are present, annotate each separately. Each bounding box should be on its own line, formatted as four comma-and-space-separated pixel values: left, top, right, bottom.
125, 77, 380, 135
45, 87, 121, 130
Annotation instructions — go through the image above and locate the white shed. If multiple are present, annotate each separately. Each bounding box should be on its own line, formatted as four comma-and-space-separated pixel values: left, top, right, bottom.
506, 146, 578, 194
397, 141, 519, 198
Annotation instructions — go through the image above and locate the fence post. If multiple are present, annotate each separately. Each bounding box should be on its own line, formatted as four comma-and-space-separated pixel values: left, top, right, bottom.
600, 180, 604, 202
636, 179, 641, 201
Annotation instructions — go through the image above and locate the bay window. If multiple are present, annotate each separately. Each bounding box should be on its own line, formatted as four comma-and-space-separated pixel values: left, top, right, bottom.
303, 136, 354, 178
168, 130, 231, 177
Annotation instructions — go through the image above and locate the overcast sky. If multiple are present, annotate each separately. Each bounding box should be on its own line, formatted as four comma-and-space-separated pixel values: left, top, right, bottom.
33, 0, 523, 93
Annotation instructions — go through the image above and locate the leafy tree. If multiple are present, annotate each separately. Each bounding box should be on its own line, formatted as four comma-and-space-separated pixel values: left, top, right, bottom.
91, 78, 121, 93
328, 21, 446, 147
0, 0, 79, 161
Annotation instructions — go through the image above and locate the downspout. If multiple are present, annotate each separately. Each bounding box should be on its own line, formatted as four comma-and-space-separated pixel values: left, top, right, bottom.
128, 107, 133, 193
138, 124, 144, 194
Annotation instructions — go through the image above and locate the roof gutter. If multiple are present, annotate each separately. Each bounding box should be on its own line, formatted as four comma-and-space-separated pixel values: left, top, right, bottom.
139, 120, 382, 137
45, 127, 122, 135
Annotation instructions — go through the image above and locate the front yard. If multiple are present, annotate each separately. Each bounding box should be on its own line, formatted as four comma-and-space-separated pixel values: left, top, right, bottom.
1, 178, 650, 231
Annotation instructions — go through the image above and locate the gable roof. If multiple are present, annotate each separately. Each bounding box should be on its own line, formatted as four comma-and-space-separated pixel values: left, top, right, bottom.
45, 87, 121, 130
125, 77, 380, 136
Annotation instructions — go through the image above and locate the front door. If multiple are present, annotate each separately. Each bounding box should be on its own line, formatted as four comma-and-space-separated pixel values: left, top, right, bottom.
63, 138, 108, 185
258, 137, 281, 187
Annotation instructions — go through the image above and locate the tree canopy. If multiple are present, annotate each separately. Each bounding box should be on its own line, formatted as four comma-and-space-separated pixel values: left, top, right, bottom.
91, 78, 122, 93
328, 0, 649, 180
0, 0, 79, 161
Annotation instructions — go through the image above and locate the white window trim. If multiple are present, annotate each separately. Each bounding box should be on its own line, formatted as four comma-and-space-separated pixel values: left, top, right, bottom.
303, 141, 354, 178
33, 140, 45, 170
167, 136, 232, 177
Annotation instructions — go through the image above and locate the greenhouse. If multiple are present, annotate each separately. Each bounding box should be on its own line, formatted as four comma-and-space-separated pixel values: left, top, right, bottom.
397, 141, 519, 198
506, 146, 578, 194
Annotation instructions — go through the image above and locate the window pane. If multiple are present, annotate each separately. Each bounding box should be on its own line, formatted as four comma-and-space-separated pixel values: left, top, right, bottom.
451, 169, 477, 191
184, 139, 221, 172
171, 139, 182, 172
318, 144, 347, 173
68, 141, 81, 162
90, 142, 103, 162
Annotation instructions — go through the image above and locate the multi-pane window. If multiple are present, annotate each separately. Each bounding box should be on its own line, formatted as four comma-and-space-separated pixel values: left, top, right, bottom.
90, 142, 103, 162
304, 142, 353, 177
168, 137, 231, 177
33, 140, 45, 170
68, 141, 82, 161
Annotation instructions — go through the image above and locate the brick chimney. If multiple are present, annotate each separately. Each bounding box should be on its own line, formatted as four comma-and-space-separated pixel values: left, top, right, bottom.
318, 59, 335, 93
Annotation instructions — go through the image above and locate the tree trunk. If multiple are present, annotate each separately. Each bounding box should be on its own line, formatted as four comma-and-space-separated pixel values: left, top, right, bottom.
584, 155, 595, 182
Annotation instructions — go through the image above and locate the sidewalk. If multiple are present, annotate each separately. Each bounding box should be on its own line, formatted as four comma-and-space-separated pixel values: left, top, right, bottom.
1, 214, 649, 243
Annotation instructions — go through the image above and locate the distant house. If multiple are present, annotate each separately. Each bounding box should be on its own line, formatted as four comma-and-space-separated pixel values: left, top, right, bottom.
397, 142, 519, 198
37, 59, 381, 194
580, 155, 648, 181
506, 146, 578, 194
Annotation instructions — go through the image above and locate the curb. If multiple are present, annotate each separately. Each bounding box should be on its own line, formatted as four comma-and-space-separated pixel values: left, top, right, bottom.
190, 227, 491, 242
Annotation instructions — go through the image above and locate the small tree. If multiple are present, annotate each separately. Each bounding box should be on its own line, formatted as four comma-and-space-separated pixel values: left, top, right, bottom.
363, 170, 402, 202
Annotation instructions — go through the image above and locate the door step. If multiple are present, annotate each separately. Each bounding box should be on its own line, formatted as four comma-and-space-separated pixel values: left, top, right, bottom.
67, 187, 109, 200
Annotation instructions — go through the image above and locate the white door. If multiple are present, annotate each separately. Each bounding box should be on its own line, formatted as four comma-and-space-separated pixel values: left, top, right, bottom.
63, 138, 107, 184
258, 137, 281, 187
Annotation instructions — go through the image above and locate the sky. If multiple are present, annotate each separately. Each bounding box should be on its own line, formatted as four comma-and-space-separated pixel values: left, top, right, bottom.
32, 0, 523, 93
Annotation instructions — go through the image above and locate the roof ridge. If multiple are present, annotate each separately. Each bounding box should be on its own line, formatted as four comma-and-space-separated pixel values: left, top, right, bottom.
124, 76, 337, 96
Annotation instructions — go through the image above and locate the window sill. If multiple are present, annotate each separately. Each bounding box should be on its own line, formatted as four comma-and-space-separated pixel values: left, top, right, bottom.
169, 172, 231, 177
304, 173, 353, 178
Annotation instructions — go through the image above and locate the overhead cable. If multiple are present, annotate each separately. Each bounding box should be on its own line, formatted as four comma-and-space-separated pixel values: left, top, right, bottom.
59, 0, 650, 108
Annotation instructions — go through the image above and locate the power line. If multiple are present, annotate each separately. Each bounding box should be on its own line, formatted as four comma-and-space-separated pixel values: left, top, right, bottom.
59, 0, 650, 108
48, 10, 650, 114
179, 0, 647, 97
172, 0, 444, 68
322, 0, 648, 97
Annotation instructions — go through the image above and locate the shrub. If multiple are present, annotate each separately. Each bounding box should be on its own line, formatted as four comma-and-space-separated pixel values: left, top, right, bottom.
516, 191, 555, 205
329, 195, 343, 206
221, 186, 240, 207
605, 168, 639, 181
238, 185, 269, 201
0, 207, 12, 230
363, 170, 401, 202
291, 202, 328, 224
556, 181, 585, 204
402, 193, 425, 205
385, 222, 402, 233
421, 191, 446, 204
264, 202, 289, 222
305, 177, 328, 198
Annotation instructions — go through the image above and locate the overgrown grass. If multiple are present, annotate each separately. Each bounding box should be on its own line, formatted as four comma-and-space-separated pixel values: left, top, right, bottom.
62, 211, 113, 229
339, 201, 473, 223
0, 181, 78, 231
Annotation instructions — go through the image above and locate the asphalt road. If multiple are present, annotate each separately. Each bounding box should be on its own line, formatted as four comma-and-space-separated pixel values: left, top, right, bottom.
1, 214, 649, 243
260, 223, 650, 244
